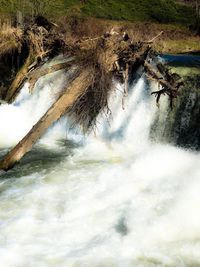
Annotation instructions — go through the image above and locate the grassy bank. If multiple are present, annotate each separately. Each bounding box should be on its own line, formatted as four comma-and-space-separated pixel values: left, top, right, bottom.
0, 0, 199, 54
55, 17, 200, 54
0, 0, 196, 25
79, 0, 195, 24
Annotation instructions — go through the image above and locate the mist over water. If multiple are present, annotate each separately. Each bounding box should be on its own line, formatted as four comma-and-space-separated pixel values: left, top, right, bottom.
0, 59, 200, 267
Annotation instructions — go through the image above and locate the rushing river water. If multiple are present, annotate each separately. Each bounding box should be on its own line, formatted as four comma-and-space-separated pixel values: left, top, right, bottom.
0, 56, 200, 267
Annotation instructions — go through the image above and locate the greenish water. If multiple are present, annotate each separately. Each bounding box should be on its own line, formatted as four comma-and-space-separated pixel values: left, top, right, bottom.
162, 54, 200, 76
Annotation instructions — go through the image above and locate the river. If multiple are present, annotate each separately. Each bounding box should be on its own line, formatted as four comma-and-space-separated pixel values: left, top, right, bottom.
0, 55, 200, 267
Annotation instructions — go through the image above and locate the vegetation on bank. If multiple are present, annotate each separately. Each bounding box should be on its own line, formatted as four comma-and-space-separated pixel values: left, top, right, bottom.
0, 0, 196, 25
79, 0, 195, 24
0, 0, 199, 54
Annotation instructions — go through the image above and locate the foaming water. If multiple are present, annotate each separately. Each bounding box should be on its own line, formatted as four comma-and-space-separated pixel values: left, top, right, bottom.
0, 68, 200, 267
0, 64, 68, 148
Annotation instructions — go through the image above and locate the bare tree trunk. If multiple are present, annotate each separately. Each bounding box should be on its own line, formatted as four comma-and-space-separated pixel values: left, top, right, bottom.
5, 54, 33, 103
0, 68, 93, 171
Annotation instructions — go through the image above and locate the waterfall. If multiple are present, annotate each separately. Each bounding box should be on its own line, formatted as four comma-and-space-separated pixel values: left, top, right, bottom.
0, 59, 200, 267
0, 67, 158, 150
0, 65, 68, 148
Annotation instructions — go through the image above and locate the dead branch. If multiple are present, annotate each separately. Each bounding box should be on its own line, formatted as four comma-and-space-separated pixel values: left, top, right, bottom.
144, 31, 164, 44
5, 54, 33, 103
124, 63, 129, 97
2, 19, 64, 103
144, 61, 179, 108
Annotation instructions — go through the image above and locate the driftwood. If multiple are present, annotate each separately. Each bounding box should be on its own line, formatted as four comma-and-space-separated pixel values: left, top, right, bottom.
0, 21, 184, 170
143, 31, 163, 44
144, 61, 181, 108
122, 63, 129, 110
5, 31, 44, 102
2, 21, 63, 103
5, 54, 33, 102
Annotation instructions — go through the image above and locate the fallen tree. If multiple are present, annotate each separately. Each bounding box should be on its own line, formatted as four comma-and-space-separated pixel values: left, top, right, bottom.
0, 19, 184, 171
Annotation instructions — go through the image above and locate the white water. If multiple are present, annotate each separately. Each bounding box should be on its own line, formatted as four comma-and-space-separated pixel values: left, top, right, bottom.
0, 65, 70, 148
0, 70, 200, 267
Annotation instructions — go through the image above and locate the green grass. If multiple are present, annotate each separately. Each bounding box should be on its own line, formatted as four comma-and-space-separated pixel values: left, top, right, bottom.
154, 37, 200, 54
0, 0, 66, 18
67, 0, 195, 25
79, 0, 195, 24
0, 0, 196, 26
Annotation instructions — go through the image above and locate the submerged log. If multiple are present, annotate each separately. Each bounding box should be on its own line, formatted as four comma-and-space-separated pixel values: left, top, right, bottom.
0, 69, 93, 171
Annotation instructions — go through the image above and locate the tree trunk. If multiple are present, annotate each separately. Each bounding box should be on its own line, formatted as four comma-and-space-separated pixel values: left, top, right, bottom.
5, 54, 33, 103
0, 68, 93, 171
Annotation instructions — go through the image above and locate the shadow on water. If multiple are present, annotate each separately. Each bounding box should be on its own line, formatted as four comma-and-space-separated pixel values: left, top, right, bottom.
0, 139, 80, 180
